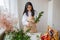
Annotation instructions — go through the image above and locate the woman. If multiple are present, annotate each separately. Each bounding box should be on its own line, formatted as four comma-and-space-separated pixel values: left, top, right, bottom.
22, 2, 37, 33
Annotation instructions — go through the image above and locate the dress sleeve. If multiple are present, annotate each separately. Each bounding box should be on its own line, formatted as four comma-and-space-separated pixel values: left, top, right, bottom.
22, 13, 28, 26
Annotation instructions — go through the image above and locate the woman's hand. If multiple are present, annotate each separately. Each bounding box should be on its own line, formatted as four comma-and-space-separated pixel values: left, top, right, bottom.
26, 22, 30, 27
28, 21, 36, 27
26, 21, 36, 26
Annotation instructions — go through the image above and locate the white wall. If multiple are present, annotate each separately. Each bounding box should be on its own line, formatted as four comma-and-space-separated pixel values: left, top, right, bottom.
53, 0, 60, 30
48, 0, 60, 30
0, 0, 9, 12
48, 0, 60, 35
48, 0, 60, 29
17, 0, 48, 33
48, 0, 53, 27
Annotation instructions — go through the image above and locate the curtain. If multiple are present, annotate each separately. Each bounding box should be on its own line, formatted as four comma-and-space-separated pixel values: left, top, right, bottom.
0, 0, 20, 34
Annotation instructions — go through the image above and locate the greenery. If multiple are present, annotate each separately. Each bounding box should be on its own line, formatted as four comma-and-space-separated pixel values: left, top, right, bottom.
35, 11, 44, 23
4, 29, 31, 40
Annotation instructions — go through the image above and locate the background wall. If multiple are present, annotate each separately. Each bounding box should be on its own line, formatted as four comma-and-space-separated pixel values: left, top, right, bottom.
17, 0, 48, 33
52, 0, 60, 37
48, 0, 53, 27
53, 0, 60, 31
48, 0, 60, 37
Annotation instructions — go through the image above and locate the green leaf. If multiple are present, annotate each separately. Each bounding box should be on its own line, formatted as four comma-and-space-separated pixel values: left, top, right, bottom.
35, 11, 44, 23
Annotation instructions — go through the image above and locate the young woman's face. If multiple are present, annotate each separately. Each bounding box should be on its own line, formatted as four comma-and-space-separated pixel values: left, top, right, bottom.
27, 5, 32, 11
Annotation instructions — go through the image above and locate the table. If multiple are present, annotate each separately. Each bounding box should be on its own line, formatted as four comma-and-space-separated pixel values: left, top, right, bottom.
27, 33, 41, 40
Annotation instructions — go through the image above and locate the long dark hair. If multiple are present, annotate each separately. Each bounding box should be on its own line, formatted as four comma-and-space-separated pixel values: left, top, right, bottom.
23, 2, 35, 16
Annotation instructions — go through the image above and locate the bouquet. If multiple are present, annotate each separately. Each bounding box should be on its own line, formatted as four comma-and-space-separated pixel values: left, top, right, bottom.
25, 11, 44, 33
27, 11, 44, 23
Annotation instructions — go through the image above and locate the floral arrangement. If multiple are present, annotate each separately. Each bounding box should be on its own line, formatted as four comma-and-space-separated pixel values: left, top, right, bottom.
0, 8, 30, 40
0, 10, 19, 40
4, 11, 43, 40
41, 26, 59, 40
0, 13, 13, 33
